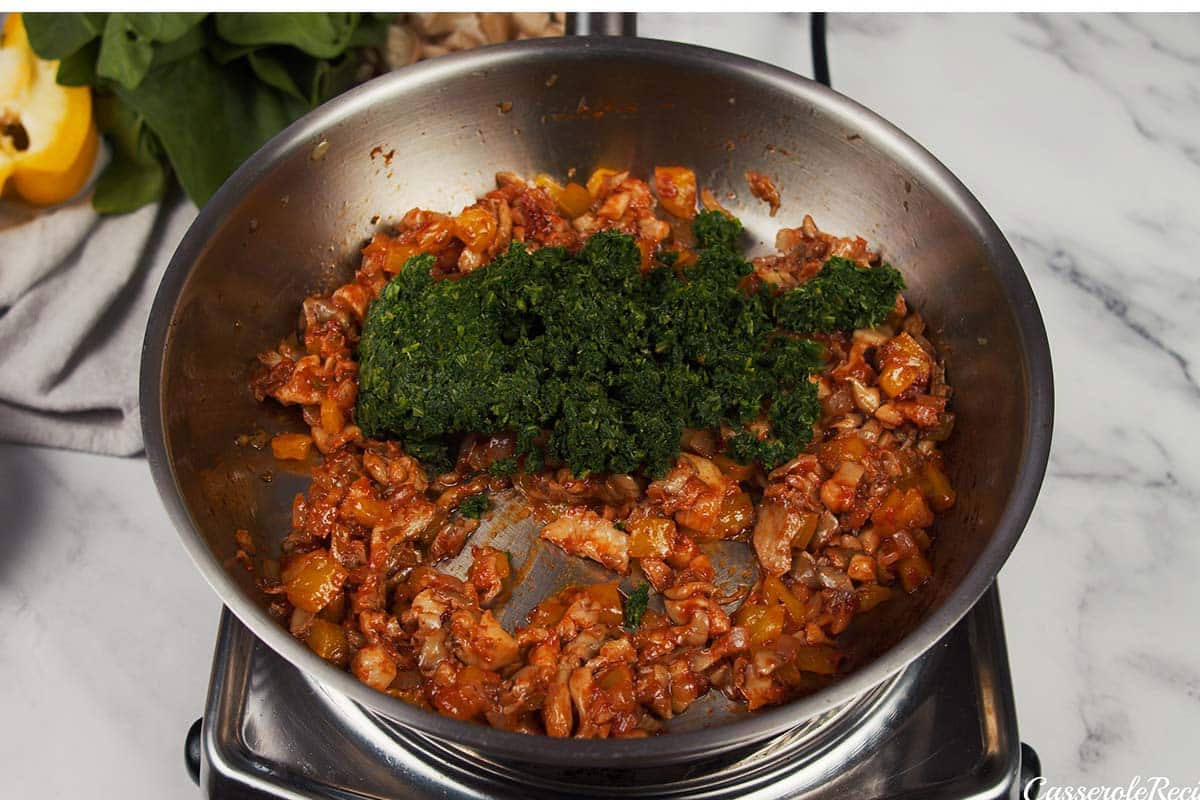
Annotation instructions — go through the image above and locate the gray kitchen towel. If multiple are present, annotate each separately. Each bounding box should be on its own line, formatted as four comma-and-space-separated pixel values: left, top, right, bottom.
0, 193, 197, 455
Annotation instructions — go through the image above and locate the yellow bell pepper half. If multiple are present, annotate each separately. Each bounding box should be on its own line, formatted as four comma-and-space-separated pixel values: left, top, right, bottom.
0, 13, 98, 206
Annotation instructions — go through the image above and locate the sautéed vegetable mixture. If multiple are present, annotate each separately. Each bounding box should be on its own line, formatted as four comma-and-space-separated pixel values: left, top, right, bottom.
245, 166, 956, 738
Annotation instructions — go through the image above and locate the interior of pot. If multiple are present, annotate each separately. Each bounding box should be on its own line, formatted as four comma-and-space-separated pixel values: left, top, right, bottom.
146, 37, 1049, 765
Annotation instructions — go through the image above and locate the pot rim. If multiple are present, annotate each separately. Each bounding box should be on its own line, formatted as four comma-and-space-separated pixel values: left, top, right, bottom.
140, 35, 1053, 765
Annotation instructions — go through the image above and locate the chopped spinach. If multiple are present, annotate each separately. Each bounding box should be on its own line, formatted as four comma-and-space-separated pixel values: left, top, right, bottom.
623, 584, 650, 629
458, 493, 490, 519
773, 257, 905, 333
487, 457, 519, 477
692, 209, 743, 249
357, 214, 904, 476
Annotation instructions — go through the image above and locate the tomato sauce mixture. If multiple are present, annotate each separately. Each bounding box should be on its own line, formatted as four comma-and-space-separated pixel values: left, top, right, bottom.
245, 167, 955, 738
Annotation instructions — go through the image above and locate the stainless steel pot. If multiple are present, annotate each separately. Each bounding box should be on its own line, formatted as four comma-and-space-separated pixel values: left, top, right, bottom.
141, 34, 1053, 767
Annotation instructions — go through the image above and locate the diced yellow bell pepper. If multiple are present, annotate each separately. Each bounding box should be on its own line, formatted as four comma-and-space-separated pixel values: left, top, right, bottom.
856, 584, 892, 612
896, 553, 933, 593
628, 516, 675, 559
453, 205, 498, 251
305, 618, 350, 667
652, 166, 697, 220
556, 181, 592, 218
792, 643, 840, 675
736, 602, 785, 647
0, 14, 98, 206
282, 549, 348, 613
586, 581, 624, 627
271, 432, 313, 461
532, 173, 564, 201
586, 167, 618, 199
712, 491, 755, 538
713, 455, 755, 483
919, 461, 957, 511
791, 511, 819, 552
762, 575, 807, 624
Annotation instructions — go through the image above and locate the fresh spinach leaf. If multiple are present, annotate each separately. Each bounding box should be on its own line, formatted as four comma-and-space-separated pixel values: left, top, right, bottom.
123, 13, 207, 44
22, 12, 106, 59
112, 50, 307, 206
205, 37, 258, 65
305, 54, 359, 106
91, 94, 168, 214
96, 13, 207, 89
149, 23, 207, 70
95, 15, 154, 89
247, 50, 307, 103
55, 40, 100, 86
214, 13, 361, 59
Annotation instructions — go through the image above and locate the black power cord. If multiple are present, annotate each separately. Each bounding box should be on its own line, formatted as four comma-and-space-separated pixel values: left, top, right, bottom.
810, 12, 830, 87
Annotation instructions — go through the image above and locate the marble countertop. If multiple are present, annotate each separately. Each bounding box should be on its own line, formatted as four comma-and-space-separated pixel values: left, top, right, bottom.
2, 13, 1197, 797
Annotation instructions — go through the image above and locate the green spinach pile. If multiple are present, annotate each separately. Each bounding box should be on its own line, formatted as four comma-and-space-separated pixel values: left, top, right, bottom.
356, 211, 904, 477
22, 13, 388, 213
